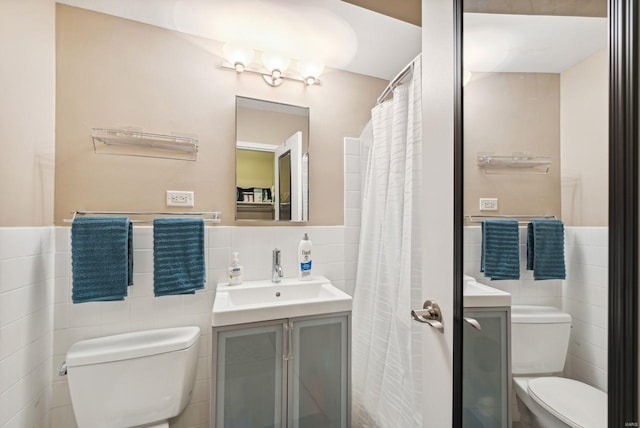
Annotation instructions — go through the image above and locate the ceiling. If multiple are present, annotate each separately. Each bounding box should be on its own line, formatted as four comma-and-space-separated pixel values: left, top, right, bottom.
56, 0, 422, 80
55, 1, 608, 79
464, 14, 607, 73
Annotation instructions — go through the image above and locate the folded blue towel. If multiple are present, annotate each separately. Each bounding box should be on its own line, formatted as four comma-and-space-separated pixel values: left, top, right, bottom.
153, 218, 205, 296
527, 219, 566, 280
481, 219, 520, 280
71, 217, 133, 303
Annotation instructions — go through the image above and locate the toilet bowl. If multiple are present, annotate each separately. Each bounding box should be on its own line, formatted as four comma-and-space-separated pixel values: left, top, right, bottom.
511, 305, 607, 427
64, 326, 200, 428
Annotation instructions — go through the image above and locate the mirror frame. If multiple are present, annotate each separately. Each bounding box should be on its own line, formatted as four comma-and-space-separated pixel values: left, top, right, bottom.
452, 1, 639, 426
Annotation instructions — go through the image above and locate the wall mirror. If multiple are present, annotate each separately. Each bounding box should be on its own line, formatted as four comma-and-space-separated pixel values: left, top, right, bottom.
235, 96, 309, 222
461, 2, 608, 427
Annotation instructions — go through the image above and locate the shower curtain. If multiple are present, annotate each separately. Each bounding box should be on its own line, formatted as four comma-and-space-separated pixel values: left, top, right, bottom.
352, 56, 423, 428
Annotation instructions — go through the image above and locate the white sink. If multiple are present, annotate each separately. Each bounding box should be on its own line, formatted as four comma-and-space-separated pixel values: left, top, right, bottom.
464, 275, 511, 307
212, 276, 352, 327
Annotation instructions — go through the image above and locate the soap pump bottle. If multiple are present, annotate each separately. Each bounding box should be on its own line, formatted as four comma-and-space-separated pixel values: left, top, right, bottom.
298, 233, 313, 280
228, 252, 243, 285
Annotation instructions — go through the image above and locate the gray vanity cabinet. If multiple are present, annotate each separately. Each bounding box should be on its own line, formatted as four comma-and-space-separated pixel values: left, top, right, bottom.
212, 313, 351, 428
462, 307, 511, 428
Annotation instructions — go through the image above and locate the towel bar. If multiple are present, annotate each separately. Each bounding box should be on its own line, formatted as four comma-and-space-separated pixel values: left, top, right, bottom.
64, 210, 222, 224
465, 214, 556, 224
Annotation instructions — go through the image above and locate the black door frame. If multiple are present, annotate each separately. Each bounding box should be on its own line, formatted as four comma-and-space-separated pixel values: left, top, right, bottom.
452, 1, 639, 426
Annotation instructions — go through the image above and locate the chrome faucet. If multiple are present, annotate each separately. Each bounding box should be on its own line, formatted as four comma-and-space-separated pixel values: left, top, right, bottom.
272, 248, 284, 283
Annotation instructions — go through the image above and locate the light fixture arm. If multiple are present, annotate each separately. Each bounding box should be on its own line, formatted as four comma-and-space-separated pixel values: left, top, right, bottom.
220, 61, 321, 86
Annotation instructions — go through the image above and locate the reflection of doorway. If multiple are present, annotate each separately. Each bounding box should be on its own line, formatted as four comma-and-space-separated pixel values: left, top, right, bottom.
274, 131, 304, 221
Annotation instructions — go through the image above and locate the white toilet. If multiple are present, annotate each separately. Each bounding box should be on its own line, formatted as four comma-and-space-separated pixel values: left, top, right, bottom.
511, 305, 607, 427
64, 326, 200, 428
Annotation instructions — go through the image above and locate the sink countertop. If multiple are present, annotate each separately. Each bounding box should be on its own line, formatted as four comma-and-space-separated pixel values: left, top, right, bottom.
212, 276, 352, 327
464, 275, 511, 308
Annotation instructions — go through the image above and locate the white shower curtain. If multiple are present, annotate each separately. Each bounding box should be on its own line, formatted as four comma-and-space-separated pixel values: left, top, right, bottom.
352, 56, 423, 428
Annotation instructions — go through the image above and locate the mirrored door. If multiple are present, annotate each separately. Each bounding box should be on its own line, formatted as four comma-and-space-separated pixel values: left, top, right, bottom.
460, 2, 609, 427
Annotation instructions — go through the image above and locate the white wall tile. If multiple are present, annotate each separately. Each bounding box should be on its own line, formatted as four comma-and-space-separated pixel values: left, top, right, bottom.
0, 227, 54, 428
563, 227, 608, 392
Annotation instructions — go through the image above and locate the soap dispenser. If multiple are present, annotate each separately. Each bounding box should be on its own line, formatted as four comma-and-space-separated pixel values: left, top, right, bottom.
228, 252, 243, 285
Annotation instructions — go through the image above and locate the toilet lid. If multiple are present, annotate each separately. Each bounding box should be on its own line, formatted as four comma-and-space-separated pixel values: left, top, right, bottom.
527, 377, 607, 428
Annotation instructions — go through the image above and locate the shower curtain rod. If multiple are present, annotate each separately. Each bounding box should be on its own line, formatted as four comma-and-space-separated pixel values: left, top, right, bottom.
376, 54, 420, 105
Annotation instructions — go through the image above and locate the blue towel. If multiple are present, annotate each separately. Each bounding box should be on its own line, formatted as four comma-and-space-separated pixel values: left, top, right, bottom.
71, 217, 133, 303
527, 219, 566, 280
153, 218, 205, 296
481, 219, 520, 280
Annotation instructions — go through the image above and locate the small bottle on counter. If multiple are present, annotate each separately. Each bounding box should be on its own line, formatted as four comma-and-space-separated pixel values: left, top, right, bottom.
298, 233, 313, 280
228, 252, 243, 285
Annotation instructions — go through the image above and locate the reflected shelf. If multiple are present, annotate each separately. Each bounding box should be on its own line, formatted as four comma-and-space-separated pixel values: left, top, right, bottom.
477, 153, 552, 175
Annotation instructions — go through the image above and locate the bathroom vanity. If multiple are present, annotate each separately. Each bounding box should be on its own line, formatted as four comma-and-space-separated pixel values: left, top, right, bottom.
462, 276, 511, 428
211, 277, 352, 428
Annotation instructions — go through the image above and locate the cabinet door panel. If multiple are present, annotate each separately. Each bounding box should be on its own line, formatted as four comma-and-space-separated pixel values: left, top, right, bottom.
291, 316, 348, 428
462, 310, 509, 428
216, 325, 284, 428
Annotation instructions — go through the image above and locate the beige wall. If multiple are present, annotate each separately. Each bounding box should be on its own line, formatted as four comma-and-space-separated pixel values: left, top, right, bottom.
237, 107, 309, 150
55, 5, 386, 226
560, 49, 608, 227
464, 73, 561, 218
0, 0, 56, 227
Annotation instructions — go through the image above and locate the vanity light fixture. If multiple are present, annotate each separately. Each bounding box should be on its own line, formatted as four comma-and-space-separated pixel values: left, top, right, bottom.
221, 43, 323, 87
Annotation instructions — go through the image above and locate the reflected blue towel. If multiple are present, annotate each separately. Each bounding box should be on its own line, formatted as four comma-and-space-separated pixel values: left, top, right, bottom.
153, 218, 205, 296
71, 217, 133, 303
481, 219, 520, 280
527, 219, 566, 280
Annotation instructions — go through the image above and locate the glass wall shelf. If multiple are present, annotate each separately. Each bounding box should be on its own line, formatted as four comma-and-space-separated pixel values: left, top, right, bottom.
91, 128, 198, 161
477, 153, 551, 175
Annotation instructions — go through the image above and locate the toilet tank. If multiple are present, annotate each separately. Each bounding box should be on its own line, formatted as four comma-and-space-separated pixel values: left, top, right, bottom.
65, 327, 200, 428
511, 305, 571, 375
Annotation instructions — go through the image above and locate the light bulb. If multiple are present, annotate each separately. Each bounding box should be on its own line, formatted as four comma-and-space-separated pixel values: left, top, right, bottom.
298, 59, 324, 84
463, 70, 472, 86
262, 52, 290, 75
223, 44, 254, 72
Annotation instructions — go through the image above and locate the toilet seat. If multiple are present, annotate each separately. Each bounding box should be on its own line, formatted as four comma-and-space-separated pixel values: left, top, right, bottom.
527, 377, 607, 428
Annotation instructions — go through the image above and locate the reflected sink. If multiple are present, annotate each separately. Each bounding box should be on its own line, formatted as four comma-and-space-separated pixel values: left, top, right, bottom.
212, 276, 352, 327
464, 275, 511, 308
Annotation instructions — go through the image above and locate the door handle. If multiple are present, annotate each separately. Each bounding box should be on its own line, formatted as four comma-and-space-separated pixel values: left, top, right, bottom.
411, 300, 444, 333
463, 317, 482, 331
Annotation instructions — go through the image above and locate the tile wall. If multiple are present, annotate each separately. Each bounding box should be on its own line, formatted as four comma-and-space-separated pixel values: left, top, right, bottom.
0, 228, 55, 428
344, 137, 362, 295
563, 227, 608, 391
50, 225, 348, 428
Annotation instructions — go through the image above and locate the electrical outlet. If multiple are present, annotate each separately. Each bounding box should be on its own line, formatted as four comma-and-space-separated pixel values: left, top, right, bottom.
479, 198, 498, 211
166, 190, 194, 207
